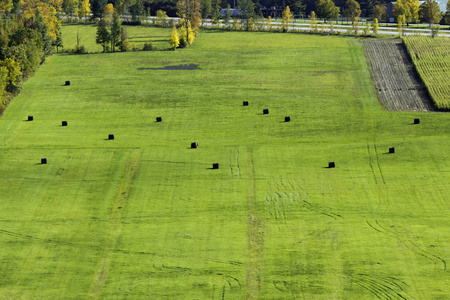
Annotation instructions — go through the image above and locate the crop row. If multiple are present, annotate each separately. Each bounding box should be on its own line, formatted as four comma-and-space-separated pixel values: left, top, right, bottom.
403, 36, 450, 110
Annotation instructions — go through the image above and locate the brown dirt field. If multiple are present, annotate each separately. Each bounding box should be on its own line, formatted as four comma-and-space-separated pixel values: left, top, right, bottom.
363, 39, 436, 112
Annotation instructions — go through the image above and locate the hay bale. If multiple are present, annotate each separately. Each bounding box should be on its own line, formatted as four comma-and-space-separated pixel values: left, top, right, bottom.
243, 101, 249, 106
62, 121, 67, 126
285, 116, 290, 122
263, 109, 269, 114
212, 163, 219, 169
389, 147, 395, 154
28, 116, 33, 121
41, 158, 47, 164
328, 161, 335, 168
414, 118, 420, 124
191, 142, 198, 149
65, 81, 70, 86
108, 134, 115, 140
156, 117, 162, 122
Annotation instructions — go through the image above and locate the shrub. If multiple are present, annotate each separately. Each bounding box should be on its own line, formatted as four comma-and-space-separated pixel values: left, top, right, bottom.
142, 42, 156, 51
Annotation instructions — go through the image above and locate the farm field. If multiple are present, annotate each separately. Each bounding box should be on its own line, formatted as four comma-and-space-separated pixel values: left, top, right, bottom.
0, 28, 449, 299
403, 36, 450, 110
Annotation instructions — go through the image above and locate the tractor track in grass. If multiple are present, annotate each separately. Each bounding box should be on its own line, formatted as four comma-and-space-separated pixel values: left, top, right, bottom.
346, 273, 411, 300
363, 39, 435, 112
246, 147, 264, 299
89, 149, 142, 299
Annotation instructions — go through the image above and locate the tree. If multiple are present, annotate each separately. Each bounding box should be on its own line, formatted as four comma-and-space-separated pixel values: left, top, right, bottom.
63, 0, 79, 22
119, 28, 129, 51
420, 0, 442, 26
131, 0, 143, 20
91, 0, 107, 19
103, 3, 114, 24
394, 0, 420, 25
372, 4, 387, 22
281, 6, 293, 32
177, 0, 202, 35
78, 0, 91, 23
201, 0, 211, 18
178, 19, 195, 47
110, 11, 120, 51
0, 58, 21, 93
169, 26, 179, 49
237, 0, 255, 30
223, 4, 232, 28
352, 16, 358, 34
310, 10, 318, 32
156, 10, 168, 26
316, 0, 340, 21
397, 14, 405, 35
444, 0, 450, 24
343, 0, 361, 21
96, 18, 110, 52
266, 15, 272, 31
372, 17, 378, 34
0, 0, 13, 16
285, 0, 305, 16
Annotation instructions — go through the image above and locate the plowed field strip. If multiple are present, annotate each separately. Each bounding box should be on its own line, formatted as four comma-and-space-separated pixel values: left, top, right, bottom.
363, 39, 435, 112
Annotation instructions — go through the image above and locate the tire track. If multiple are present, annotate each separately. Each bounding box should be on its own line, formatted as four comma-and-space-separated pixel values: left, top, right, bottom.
346, 273, 411, 300
246, 147, 263, 300
89, 148, 142, 299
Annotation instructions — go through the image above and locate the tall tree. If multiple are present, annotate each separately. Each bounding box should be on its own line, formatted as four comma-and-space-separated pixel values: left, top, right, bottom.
131, 0, 143, 20
316, 0, 339, 21
445, 0, 450, 24
237, 0, 255, 30
110, 11, 120, 51
201, 0, 211, 18
284, 0, 306, 15
281, 6, 293, 32
372, 4, 387, 22
394, 0, 420, 25
420, 0, 442, 26
63, 0, 79, 22
177, 0, 202, 35
343, 0, 361, 21
96, 18, 110, 52
103, 3, 114, 24
372, 17, 378, 34
77, 0, 90, 22
310, 10, 318, 32
91, 0, 107, 19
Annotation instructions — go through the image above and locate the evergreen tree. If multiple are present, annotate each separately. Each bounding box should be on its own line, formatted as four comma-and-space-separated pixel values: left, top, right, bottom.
96, 18, 110, 52
132, 0, 143, 20
111, 11, 121, 51
91, 0, 107, 19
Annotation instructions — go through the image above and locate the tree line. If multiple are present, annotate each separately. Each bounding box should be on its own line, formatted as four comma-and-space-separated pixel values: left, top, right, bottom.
0, 0, 62, 114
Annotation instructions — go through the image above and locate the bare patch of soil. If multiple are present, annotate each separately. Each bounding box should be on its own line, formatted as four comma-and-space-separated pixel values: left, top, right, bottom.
363, 39, 435, 112
138, 64, 200, 71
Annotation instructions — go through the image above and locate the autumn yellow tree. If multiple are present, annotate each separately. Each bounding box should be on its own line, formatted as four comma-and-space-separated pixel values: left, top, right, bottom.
281, 6, 293, 32
176, 0, 201, 44
169, 26, 179, 49
372, 17, 379, 35
103, 3, 114, 24
78, 0, 91, 23
310, 11, 318, 32
178, 19, 195, 47
394, 0, 420, 25
21, 0, 61, 41
0, 0, 13, 16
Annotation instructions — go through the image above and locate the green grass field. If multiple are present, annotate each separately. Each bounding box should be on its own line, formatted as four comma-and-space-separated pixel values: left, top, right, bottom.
0, 28, 449, 299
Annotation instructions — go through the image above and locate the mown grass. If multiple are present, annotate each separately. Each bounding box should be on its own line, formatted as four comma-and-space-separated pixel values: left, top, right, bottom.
0, 27, 449, 299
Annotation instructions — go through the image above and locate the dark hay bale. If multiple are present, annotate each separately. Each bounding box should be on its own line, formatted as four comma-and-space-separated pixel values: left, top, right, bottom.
62, 121, 67, 126
191, 142, 198, 149
389, 147, 395, 154
243, 101, 249, 106
285, 116, 290, 122
212, 163, 219, 169
328, 161, 335, 168
156, 117, 162, 122
41, 158, 47, 164
28, 116, 33, 121
263, 109, 269, 114
108, 134, 115, 140
65, 81, 70, 86
414, 118, 420, 124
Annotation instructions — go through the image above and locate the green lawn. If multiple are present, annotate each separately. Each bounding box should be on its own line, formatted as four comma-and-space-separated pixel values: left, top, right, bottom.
0, 28, 449, 299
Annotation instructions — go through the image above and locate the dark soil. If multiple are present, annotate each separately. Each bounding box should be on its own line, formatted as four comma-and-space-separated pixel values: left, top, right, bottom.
138, 64, 200, 71
363, 39, 435, 112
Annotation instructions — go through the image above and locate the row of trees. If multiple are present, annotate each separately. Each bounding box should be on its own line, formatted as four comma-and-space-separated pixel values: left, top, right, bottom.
0, 0, 62, 113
